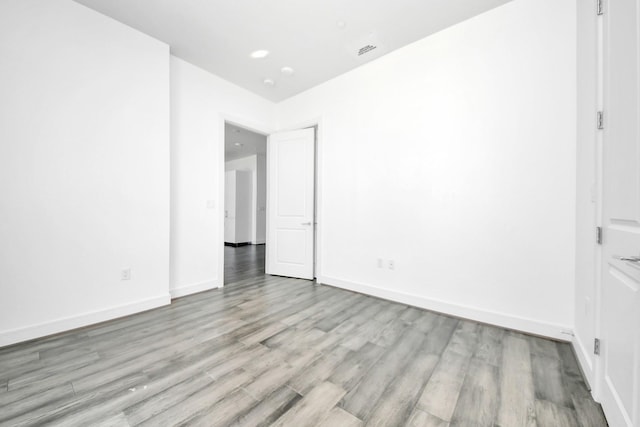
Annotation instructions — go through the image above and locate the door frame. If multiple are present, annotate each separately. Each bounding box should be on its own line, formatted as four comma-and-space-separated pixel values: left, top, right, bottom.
218, 114, 273, 288
590, 1, 640, 419
217, 114, 324, 286
594, 1, 640, 423
593, 0, 605, 401
273, 117, 324, 280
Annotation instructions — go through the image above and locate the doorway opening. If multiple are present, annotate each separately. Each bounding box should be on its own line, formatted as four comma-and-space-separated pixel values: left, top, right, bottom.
223, 122, 267, 283
222, 120, 320, 286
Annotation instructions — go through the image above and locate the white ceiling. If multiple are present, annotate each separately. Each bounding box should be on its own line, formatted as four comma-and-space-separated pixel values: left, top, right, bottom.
73, 0, 512, 102
225, 123, 266, 162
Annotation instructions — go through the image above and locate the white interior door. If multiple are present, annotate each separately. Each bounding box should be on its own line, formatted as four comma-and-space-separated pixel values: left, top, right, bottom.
266, 128, 315, 280
599, 1, 640, 425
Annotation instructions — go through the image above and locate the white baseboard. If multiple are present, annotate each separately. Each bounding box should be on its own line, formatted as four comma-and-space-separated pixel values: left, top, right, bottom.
0, 294, 171, 348
170, 280, 220, 299
317, 275, 573, 341
573, 332, 595, 390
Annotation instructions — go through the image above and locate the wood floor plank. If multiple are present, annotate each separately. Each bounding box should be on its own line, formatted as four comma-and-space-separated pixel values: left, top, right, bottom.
123, 372, 216, 425
90, 412, 132, 427
243, 362, 299, 401
571, 397, 608, 427
340, 328, 425, 419
184, 389, 257, 427
0, 383, 75, 423
496, 335, 537, 427
137, 369, 253, 427
270, 381, 346, 427
7, 351, 101, 391
288, 344, 351, 394
416, 350, 471, 422
0, 351, 39, 372
557, 342, 593, 402
0, 245, 607, 427
314, 297, 374, 332
341, 319, 388, 351
227, 386, 302, 427
408, 410, 450, 427
318, 407, 363, 427
474, 325, 504, 367
442, 321, 479, 358
529, 336, 561, 360
531, 354, 574, 409
535, 399, 579, 427
422, 316, 459, 355
5, 371, 149, 426
449, 358, 500, 427
365, 352, 439, 426
329, 342, 385, 392
371, 317, 409, 348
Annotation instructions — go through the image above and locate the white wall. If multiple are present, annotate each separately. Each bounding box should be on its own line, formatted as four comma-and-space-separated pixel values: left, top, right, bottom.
225, 154, 267, 244
0, 0, 171, 346
0, 0, 579, 347
574, 0, 599, 386
170, 57, 274, 298
225, 155, 256, 244
256, 153, 267, 244
224, 169, 253, 244
277, 0, 577, 339
224, 170, 238, 243
225, 155, 258, 172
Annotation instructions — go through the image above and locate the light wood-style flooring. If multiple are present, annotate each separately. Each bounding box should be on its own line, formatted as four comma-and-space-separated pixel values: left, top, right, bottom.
0, 245, 608, 426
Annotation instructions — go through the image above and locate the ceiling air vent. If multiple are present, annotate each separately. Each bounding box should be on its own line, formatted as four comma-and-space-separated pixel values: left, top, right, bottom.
347, 32, 385, 60
358, 44, 377, 56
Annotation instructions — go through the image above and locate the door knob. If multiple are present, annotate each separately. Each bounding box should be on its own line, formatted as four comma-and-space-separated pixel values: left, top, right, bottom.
615, 255, 640, 263
301, 222, 312, 226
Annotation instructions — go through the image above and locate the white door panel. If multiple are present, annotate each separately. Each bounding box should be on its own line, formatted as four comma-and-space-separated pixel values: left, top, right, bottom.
266, 128, 315, 280
600, 0, 640, 425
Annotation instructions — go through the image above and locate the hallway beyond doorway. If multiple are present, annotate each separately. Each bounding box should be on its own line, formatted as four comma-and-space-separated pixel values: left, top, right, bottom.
224, 244, 265, 284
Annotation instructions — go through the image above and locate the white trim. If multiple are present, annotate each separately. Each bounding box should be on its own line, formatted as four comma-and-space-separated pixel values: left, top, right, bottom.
0, 294, 171, 348
219, 115, 274, 288
170, 280, 220, 299
573, 332, 595, 392
317, 275, 573, 341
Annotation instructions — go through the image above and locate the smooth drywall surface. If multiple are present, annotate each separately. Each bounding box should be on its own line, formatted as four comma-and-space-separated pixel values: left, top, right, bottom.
170, 57, 274, 297
574, 0, 599, 385
277, 0, 577, 338
225, 155, 257, 243
224, 170, 238, 243
256, 153, 267, 244
233, 171, 253, 244
223, 168, 254, 244
0, 0, 170, 346
225, 155, 258, 172
225, 154, 267, 244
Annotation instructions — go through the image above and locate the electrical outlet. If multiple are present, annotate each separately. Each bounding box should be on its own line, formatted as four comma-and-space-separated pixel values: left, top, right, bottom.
377, 258, 383, 268
388, 260, 395, 270
121, 268, 131, 281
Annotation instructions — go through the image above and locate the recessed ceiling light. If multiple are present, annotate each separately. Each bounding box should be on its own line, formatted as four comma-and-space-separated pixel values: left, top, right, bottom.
280, 66, 294, 76
250, 50, 269, 59
336, 20, 347, 29
263, 78, 276, 87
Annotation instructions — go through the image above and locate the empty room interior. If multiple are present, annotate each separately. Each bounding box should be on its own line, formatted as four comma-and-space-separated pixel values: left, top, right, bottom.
0, 0, 638, 426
